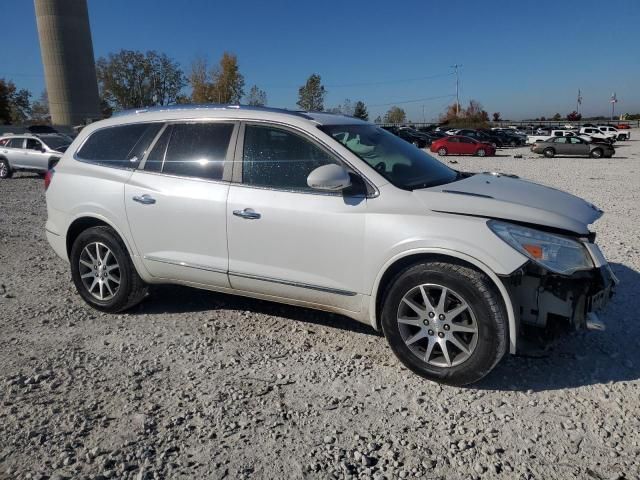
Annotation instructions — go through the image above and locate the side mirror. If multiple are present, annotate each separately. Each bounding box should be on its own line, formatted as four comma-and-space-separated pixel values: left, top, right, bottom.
307, 164, 351, 192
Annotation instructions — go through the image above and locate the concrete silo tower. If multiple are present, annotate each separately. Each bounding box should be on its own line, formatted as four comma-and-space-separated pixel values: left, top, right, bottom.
34, 0, 101, 126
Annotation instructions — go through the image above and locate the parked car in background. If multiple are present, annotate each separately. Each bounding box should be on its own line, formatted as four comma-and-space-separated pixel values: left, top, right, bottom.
44, 105, 616, 386
382, 126, 429, 148
597, 125, 630, 141
527, 129, 578, 145
531, 136, 615, 158
485, 129, 524, 147
616, 123, 630, 130
455, 129, 501, 147
580, 127, 617, 143
0, 133, 70, 179
430, 135, 496, 156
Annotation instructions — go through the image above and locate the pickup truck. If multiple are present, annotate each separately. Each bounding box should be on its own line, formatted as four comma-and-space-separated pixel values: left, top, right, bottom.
596, 125, 630, 141
579, 127, 617, 143
526, 129, 577, 144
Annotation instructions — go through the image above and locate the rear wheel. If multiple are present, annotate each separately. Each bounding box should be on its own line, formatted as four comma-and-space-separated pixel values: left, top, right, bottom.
0, 159, 13, 179
70, 226, 148, 312
476, 148, 486, 157
590, 148, 603, 158
543, 148, 555, 158
437, 147, 448, 156
381, 261, 507, 386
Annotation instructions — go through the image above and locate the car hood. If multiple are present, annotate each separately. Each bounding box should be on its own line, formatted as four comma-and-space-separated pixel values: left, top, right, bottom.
414, 173, 602, 235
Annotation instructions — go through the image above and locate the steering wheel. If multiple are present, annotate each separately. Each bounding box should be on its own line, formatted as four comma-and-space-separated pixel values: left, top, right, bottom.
374, 161, 386, 173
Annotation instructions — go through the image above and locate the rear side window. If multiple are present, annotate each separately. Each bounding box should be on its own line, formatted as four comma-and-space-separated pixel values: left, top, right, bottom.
242, 125, 339, 191
76, 123, 162, 168
0, 139, 8, 147
26, 138, 43, 151
7, 138, 24, 148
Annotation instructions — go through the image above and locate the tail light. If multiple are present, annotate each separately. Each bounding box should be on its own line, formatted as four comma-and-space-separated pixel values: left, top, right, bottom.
44, 168, 55, 191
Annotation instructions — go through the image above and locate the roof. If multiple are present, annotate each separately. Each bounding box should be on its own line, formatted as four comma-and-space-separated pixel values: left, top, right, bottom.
110, 104, 369, 127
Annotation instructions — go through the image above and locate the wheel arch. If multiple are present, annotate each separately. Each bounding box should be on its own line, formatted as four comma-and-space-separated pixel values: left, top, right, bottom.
370, 249, 518, 355
66, 215, 132, 260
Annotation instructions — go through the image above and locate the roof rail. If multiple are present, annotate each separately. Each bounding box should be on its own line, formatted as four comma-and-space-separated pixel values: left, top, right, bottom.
113, 104, 315, 120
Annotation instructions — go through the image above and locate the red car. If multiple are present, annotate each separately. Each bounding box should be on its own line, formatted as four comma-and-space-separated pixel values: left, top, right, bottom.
616, 123, 631, 130
430, 135, 496, 157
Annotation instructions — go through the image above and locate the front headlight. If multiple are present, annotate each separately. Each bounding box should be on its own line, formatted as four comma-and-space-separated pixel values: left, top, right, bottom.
488, 220, 593, 275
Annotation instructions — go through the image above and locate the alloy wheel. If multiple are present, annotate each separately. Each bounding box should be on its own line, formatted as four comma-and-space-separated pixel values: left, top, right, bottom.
396, 284, 478, 368
78, 242, 121, 301
0, 162, 8, 178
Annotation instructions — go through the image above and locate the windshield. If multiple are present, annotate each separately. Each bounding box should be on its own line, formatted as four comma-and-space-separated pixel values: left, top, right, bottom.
319, 124, 459, 190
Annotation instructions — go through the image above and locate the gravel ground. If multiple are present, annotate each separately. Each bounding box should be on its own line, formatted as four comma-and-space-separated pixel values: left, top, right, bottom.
1, 134, 639, 480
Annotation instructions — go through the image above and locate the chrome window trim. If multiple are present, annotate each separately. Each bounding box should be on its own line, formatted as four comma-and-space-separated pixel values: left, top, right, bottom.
228, 271, 358, 297
236, 120, 379, 198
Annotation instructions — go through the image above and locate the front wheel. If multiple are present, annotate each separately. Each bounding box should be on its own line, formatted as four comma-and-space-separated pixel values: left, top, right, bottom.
70, 226, 148, 313
381, 261, 507, 386
437, 147, 448, 156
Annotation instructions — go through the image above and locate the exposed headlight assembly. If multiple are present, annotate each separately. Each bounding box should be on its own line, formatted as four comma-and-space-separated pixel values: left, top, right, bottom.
488, 220, 593, 275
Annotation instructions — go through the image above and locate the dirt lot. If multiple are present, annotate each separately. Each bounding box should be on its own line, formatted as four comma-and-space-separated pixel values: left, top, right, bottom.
1, 134, 639, 480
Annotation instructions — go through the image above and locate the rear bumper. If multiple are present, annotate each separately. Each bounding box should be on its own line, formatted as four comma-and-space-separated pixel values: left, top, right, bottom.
46, 225, 68, 262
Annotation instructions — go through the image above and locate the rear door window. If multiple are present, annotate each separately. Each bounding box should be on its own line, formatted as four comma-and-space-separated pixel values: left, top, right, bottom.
76, 123, 162, 169
145, 122, 234, 180
8, 138, 24, 149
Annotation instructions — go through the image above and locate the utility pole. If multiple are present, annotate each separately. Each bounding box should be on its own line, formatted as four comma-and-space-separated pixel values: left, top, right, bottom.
610, 92, 618, 121
451, 64, 462, 116
576, 89, 582, 114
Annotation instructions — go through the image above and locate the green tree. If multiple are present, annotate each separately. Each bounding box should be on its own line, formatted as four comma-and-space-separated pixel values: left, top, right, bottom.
30, 90, 50, 124
552, 112, 562, 121
96, 49, 185, 111
353, 101, 369, 120
188, 53, 245, 104
0, 79, 13, 124
384, 106, 406, 124
297, 74, 326, 111
0, 79, 31, 124
246, 85, 267, 106
189, 57, 211, 103
374, 115, 382, 124
492, 112, 501, 122
211, 52, 245, 103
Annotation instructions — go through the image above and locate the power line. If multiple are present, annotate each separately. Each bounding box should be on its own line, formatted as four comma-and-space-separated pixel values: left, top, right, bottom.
369, 93, 455, 107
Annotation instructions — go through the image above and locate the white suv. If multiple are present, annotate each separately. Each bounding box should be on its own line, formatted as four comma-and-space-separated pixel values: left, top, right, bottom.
45, 105, 616, 385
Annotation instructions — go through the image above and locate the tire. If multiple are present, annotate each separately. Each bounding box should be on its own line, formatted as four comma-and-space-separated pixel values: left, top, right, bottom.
509, 140, 517, 147
590, 148, 603, 159
437, 147, 448, 156
70, 226, 148, 313
0, 158, 13, 179
381, 261, 507, 386
476, 148, 486, 157
543, 148, 555, 158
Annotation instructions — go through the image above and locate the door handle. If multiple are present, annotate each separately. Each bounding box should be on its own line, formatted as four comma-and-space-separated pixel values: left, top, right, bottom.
233, 208, 261, 220
132, 194, 156, 205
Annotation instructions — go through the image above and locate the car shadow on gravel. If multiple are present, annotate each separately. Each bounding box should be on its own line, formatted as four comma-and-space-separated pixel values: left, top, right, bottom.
476, 262, 640, 392
132, 284, 381, 336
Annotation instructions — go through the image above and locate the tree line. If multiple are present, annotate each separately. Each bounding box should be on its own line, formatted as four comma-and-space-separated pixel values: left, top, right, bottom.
1, 49, 377, 125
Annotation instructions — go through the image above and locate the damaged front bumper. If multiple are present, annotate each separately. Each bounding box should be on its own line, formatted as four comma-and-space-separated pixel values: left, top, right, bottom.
502, 243, 618, 334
